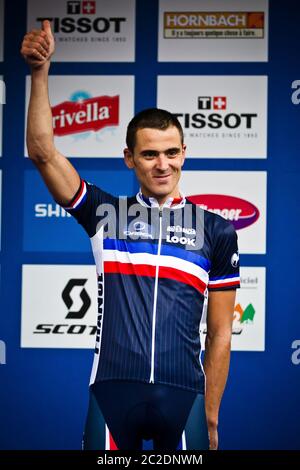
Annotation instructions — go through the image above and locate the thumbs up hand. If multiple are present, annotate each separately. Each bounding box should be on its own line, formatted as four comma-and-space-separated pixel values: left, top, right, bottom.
21, 20, 55, 69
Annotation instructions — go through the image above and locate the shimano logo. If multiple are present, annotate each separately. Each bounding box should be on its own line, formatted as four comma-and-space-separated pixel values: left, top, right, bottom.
35, 203, 71, 218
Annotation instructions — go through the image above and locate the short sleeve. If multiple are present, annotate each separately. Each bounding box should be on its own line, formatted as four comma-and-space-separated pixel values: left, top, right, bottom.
208, 219, 240, 291
58, 178, 117, 238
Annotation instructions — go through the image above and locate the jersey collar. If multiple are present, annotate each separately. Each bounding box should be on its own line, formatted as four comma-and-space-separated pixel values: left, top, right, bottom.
136, 190, 186, 209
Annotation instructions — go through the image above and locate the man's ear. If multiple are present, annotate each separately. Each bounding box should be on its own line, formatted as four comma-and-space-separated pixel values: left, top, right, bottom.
124, 148, 135, 169
181, 144, 187, 168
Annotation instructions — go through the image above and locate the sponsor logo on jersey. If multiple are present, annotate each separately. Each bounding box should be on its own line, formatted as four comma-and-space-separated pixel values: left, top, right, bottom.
95, 273, 104, 355
231, 252, 239, 268
174, 96, 257, 131
166, 235, 196, 247
123, 221, 154, 239
167, 225, 196, 235
163, 11, 264, 39
36, 1, 126, 34
166, 225, 197, 246
52, 91, 119, 137
187, 194, 260, 230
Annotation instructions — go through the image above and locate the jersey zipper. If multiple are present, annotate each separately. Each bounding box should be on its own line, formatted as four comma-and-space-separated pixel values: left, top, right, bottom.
149, 207, 163, 384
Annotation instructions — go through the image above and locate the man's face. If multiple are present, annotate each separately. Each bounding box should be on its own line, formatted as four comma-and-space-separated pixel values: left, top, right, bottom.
124, 126, 186, 203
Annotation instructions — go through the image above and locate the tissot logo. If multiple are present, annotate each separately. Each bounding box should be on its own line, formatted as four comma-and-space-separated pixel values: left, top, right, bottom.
37, 0, 126, 34
198, 96, 227, 111
174, 96, 257, 130
67, 1, 96, 15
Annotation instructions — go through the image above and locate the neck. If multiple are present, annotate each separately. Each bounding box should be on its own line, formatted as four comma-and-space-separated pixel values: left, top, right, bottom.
140, 187, 181, 206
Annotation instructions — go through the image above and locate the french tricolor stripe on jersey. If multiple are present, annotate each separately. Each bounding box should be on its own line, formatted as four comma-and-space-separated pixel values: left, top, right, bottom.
103, 249, 209, 286
103, 238, 211, 272
208, 275, 240, 289
104, 261, 207, 295
64, 179, 87, 210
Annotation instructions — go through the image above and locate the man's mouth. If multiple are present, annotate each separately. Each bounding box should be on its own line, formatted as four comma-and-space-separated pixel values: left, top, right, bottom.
153, 174, 172, 180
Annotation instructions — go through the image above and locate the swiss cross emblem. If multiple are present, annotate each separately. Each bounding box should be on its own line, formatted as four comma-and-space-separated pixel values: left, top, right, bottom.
213, 96, 227, 110
82, 1, 96, 14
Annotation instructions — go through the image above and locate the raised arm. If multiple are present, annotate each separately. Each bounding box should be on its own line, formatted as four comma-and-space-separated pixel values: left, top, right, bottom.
203, 289, 236, 450
21, 20, 80, 206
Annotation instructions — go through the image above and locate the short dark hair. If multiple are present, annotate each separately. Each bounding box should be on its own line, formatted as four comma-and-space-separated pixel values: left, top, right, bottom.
126, 108, 184, 152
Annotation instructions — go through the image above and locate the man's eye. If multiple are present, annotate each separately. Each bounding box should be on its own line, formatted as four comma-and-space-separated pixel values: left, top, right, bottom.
143, 153, 156, 158
167, 150, 179, 157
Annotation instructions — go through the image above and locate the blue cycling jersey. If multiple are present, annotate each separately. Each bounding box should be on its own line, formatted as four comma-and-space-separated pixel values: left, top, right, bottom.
62, 179, 240, 393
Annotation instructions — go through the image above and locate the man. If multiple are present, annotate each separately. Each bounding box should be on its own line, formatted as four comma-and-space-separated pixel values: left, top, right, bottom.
21, 21, 240, 451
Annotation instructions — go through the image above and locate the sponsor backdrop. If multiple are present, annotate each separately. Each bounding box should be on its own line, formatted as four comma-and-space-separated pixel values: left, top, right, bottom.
0, 0, 300, 451
157, 75, 268, 158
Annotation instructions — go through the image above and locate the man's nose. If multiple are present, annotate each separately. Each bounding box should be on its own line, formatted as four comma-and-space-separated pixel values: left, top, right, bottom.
155, 154, 169, 171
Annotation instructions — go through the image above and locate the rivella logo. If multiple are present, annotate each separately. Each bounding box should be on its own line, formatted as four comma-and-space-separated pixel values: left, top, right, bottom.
163, 11, 265, 39
187, 194, 260, 230
52, 91, 119, 137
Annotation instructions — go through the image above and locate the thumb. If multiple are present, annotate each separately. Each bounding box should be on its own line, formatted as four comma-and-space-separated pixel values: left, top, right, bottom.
42, 19, 53, 38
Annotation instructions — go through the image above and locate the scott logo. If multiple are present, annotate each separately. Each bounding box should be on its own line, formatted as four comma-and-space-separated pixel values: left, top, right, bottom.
187, 194, 260, 230
33, 278, 95, 336
62, 278, 91, 319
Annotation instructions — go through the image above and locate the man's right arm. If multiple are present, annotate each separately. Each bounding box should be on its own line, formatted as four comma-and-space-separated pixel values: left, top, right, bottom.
21, 20, 81, 206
